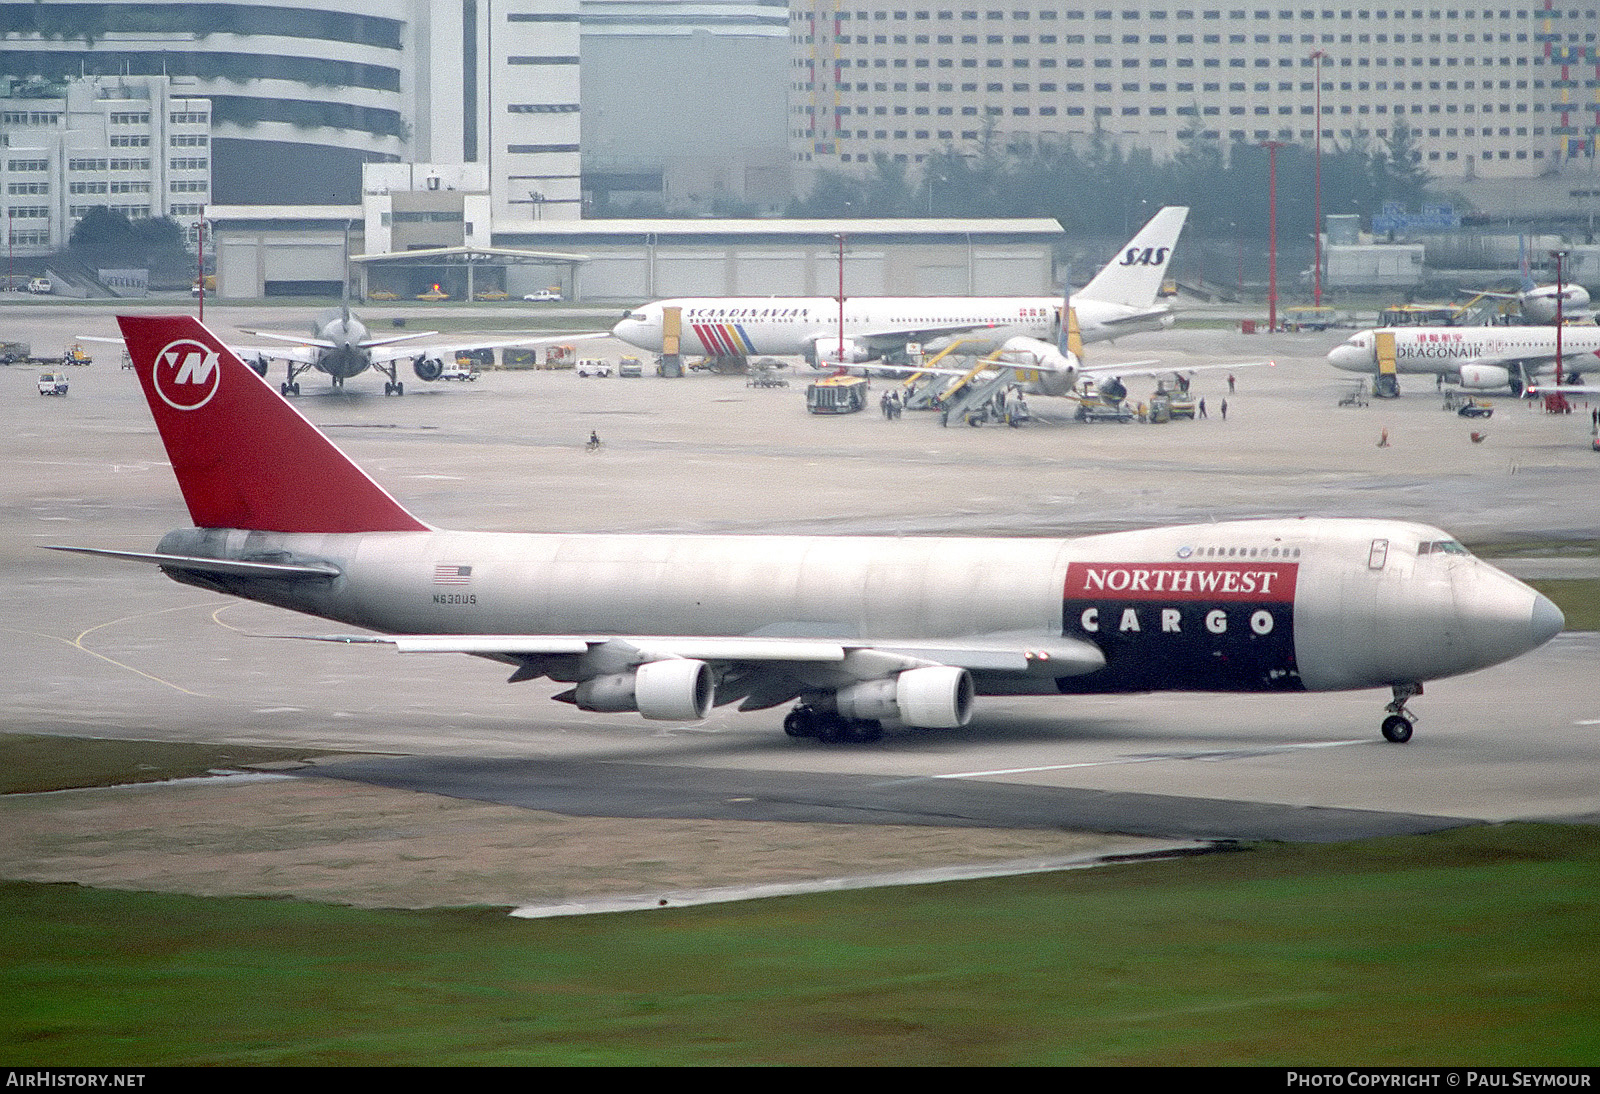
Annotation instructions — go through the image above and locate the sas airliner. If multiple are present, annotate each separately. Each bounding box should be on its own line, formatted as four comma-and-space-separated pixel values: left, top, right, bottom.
611, 206, 1188, 370
51, 314, 1562, 746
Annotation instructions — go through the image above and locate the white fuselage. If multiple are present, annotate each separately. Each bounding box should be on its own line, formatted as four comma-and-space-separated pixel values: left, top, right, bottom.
1519, 285, 1592, 325
1328, 326, 1600, 381
611, 295, 1171, 363
154, 516, 1558, 699
311, 311, 374, 380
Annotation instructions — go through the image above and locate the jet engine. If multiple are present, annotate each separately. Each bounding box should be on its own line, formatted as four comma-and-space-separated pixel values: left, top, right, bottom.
245, 354, 270, 378
833, 665, 974, 729
412, 355, 445, 382
1457, 364, 1510, 391
809, 336, 874, 366
1095, 375, 1129, 403
572, 658, 713, 721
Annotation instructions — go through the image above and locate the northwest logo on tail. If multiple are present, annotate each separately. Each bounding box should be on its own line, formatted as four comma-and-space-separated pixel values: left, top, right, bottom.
1119, 246, 1171, 267
153, 339, 221, 411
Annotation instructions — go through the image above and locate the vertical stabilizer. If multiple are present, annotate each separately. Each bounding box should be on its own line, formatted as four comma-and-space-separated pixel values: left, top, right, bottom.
117, 315, 430, 534
1078, 206, 1189, 308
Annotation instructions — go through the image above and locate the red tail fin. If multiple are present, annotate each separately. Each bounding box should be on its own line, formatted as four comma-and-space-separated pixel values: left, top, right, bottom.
118, 315, 429, 533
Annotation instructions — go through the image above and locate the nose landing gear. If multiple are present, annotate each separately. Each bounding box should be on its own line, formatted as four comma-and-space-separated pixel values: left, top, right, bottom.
1381, 682, 1422, 743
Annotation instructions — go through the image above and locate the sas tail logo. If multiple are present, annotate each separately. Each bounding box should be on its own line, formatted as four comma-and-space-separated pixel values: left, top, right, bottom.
1119, 246, 1171, 267
153, 338, 222, 411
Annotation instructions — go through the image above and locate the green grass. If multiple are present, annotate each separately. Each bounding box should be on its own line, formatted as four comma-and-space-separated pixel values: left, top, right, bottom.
2, 824, 1597, 1066
0, 735, 337, 795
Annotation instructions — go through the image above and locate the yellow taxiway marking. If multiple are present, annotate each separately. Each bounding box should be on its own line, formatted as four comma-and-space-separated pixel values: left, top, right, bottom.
19, 601, 235, 697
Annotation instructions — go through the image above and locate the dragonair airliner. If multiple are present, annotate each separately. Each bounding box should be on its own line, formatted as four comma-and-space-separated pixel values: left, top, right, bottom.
49, 315, 1562, 745
1328, 324, 1600, 394
611, 206, 1189, 371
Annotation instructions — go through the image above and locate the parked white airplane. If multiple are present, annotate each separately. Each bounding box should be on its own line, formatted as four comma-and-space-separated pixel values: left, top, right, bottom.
49, 314, 1562, 745
88, 302, 584, 397
237, 302, 585, 397
1328, 324, 1600, 394
611, 206, 1189, 370
1467, 238, 1593, 324
1471, 282, 1593, 325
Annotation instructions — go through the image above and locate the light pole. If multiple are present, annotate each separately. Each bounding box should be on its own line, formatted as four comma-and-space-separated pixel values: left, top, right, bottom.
195, 212, 209, 321
1310, 49, 1326, 309
1551, 249, 1569, 388
1262, 141, 1286, 333
835, 232, 846, 365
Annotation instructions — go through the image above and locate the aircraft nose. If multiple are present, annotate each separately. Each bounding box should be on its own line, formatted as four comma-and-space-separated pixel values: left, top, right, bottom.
1457, 573, 1565, 671
1531, 592, 1566, 647
1327, 343, 1365, 371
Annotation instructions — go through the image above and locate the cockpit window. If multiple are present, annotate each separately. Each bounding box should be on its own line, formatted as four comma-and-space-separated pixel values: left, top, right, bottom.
1417, 540, 1470, 557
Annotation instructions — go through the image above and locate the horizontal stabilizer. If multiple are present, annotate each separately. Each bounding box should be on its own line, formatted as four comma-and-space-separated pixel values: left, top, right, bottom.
45, 545, 340, 579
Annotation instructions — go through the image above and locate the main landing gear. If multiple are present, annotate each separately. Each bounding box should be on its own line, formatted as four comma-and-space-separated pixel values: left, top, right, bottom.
784, 704, 883, 744
1381, 682, 1422, 743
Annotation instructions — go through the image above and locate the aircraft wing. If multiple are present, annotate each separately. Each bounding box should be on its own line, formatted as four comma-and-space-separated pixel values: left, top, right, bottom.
1092, 306, 1174, 329
1083, 359, 1275, 381
232, 343, 322, 367
848, 321, 1008, 353
1524, 382, 1600, 396
368, 331, 609, 365
87, 330, 325, 368
237, 329, 341, 349
298, 631, 1106, 707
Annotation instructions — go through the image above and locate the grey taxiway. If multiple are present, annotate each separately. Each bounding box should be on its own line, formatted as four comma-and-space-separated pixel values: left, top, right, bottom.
5, 301, 1599, 876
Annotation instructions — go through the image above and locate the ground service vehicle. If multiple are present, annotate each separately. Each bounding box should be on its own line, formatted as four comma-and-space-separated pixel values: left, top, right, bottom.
807, 374, 870, 413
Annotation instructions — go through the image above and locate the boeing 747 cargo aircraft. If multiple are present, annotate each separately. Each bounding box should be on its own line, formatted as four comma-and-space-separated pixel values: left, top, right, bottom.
50, 315, 1563, 745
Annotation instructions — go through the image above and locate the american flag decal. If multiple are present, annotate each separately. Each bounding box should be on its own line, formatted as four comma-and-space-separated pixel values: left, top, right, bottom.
433, 564, 473, 585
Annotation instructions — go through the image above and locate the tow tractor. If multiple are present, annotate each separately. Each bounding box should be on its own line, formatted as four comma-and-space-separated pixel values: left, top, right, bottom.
1071, 376, 1136, 423
3, 341, 92, 367
1076, 401, 1136, 424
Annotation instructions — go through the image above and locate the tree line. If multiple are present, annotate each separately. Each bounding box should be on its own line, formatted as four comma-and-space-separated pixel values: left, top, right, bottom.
787, 127, 1432, 239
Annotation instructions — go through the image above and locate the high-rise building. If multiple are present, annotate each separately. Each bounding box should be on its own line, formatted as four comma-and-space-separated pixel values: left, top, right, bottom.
1, 75, 211, 255
579, 0, 792, 215
789, 2, 1598, 202
0, 1, 581, 221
